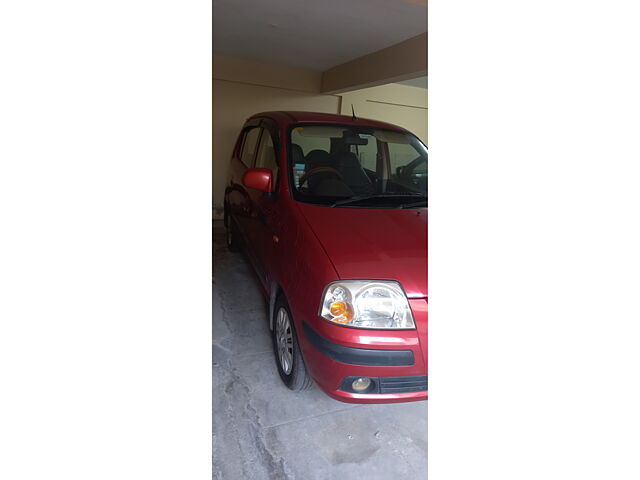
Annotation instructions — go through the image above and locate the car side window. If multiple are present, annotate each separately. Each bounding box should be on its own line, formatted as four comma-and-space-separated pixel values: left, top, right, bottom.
255, 131, 279, 187
240, 127, 262, 167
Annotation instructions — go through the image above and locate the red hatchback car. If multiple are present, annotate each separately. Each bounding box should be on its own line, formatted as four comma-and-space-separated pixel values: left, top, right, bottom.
224, 111, 427, 403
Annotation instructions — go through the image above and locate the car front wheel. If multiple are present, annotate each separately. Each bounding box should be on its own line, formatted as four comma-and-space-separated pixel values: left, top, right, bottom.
273, 295, 313, 391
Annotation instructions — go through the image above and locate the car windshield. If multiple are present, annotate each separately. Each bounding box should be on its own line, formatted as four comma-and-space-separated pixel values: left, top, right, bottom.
289, 124, 427, 208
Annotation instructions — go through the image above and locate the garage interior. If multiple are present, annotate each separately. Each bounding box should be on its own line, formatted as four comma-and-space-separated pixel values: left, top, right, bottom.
213, 0, 427, 477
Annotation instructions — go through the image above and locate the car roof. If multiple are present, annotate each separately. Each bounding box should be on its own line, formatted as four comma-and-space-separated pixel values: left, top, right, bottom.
248, 111, 409, 132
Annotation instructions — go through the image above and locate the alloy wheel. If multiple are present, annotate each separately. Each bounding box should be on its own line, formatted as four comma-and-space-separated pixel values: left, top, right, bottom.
275, 307, 293, 375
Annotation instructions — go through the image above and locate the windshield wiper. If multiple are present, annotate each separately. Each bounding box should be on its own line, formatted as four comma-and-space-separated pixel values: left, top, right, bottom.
399, 199, 428, 209
331, 193, 423, 207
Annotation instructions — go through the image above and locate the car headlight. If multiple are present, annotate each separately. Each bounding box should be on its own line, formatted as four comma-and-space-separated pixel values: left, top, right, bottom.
319, 280, 415, 329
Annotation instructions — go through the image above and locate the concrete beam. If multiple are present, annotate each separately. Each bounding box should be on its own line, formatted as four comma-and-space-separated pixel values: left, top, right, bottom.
214, 54, 322, 93
320, 32, 427, 94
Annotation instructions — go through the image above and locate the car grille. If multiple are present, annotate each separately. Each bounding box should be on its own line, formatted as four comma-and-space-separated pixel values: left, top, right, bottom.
378, 375, 428, 394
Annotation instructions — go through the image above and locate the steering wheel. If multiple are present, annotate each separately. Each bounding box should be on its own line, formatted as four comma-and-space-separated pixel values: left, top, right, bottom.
298, 166, 344, 186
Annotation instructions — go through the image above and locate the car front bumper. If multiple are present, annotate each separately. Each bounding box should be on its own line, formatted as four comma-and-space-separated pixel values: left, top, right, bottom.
299, 299, 428, 404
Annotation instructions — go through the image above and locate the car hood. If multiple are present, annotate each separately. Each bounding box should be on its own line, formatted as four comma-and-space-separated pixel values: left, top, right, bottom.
296, 203, 428, 298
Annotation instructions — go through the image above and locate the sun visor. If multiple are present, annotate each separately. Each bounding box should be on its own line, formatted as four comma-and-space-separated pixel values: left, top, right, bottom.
373, 130, 412, 144
294, 126, 346, 138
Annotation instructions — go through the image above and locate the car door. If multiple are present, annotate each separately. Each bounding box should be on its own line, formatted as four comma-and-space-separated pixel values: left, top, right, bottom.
246, 120, 281, 288
226, 121, 263, 265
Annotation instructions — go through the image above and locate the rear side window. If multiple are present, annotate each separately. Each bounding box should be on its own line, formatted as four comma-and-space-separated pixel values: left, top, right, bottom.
240, 127, 262, 166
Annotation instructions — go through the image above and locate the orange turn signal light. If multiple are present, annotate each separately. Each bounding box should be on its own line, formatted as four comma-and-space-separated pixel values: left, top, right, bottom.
330, 301, 347, 316
329, 301, 353, 323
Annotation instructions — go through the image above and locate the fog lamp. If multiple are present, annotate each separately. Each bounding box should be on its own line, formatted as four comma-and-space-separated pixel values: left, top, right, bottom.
351, 377, 372, 392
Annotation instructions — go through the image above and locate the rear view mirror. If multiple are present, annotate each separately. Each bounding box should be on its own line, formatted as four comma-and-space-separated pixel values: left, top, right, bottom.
243, 168, 273, 193
342, 132, 369, 146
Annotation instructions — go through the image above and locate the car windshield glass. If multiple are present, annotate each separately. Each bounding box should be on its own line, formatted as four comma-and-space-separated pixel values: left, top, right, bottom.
289, 124, 427, 208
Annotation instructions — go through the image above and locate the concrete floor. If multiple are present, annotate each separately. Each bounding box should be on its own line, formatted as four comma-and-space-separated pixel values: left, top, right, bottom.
213, 220, 427, 479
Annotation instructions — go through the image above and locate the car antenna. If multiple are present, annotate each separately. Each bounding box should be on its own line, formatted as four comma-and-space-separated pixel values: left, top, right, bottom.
351, 104, 357, 120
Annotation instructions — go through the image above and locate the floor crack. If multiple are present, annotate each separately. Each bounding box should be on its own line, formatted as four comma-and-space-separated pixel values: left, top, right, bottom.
225, 358, 293, 479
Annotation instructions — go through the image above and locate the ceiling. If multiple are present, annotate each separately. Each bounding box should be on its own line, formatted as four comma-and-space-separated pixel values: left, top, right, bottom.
213, 0, 427, 71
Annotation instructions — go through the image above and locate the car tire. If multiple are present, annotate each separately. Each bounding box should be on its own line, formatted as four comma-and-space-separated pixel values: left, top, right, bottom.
225, 216, 240, 252
272, 295, 313, 391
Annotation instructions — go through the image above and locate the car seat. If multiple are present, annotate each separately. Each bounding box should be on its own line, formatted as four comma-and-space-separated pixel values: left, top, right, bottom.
335, 151, 374, 195
303, 150, 340, 191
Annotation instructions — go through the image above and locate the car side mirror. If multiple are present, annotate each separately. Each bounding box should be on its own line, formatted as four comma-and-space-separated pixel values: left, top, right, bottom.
243, 168, 273, 193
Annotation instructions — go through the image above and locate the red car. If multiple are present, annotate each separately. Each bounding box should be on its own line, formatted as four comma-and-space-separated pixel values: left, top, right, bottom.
224, 111, 427, 403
